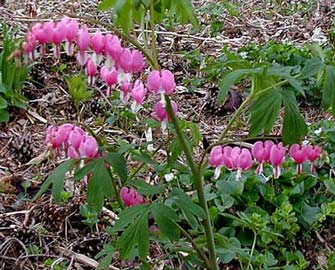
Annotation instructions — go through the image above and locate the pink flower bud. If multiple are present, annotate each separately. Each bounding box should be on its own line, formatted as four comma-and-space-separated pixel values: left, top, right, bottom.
79, 135, 99, 158
91, 30, 105, 54
68, 127, 84, 149
209, 146, 224, 167
147, 69, 176, 95
153, 100, 178, 122
120, 187, 145, 207
130, 50, 145, 73
76, 26, 90, 51
104, 34, 122, 62
131, 80, 146, 105
65, 18, 79, 42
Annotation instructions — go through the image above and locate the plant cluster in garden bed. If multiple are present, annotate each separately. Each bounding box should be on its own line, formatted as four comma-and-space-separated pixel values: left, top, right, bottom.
15, 0, 335, 269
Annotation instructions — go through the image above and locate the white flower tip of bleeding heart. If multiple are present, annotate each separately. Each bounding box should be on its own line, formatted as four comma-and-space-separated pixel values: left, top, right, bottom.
314, 128, 322, 136
214, 167, 222, 179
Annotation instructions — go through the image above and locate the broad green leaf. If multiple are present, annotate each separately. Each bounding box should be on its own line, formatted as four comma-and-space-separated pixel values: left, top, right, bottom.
322, 65, 335, 114
115, 0, 133, 34
104, 152, 128, 181
116, 206, 149, 260
128, 179, 166, 195
151, 202, 180, 241
0, 96, 8, 109
113, 204, 150, 231
249, 90, 282, 137
172, 0, 199, 29
73, 158, 101, 181
98, 0, 117, 10
301, 203, 322, 226
117, 220, 138, 259
281, 90, 307, 144
171, 189, 206, 229
218, 68, 260, 103
0, 109, 9, 122
300, 58, 324, 79
33, 160, 74, 203
137, 212, 149, 260
97, 254, 113, 270
216, 179, 244, 196
307, 43, 326, 62
324, 179, 335, 195
87, 159, 114, 211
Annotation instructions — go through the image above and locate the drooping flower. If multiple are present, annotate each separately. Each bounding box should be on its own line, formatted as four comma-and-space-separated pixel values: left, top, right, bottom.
76, 26, 90, 65
31, 23, 48, 57
252, 140, 275, 174
85, 58, 97, 86
104, 34, 122, 67
130, 80, 147, 112
153, 100, 178, 131
61, 17, 79, 55
147, 70, 176, 95
51, 22, 67, 59
79, 135, 99, 158
269, 143, 286, 179
209, 146, 225, 179
120, 187, 145, 207
91, 30, 105, 64
303, 145, 322, 173
100, 66, 118, 96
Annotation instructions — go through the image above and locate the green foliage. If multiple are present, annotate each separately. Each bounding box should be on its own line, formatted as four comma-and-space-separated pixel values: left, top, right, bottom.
0, 23, 29, 122
65, 74, 92, 111
98, 0, 198, 34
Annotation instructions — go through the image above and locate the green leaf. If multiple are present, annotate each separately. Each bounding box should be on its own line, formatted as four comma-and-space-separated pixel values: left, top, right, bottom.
0, 96, 8, 109
73, 158, 101, 181
33, 160, 74, 203
151, 202, 180, 241
249, 90, 282, 136
98, 0, 117, 10
104, 152, 128, 181
113, 204, 150, 231
281, 90, 307, 144
324, 179, 335, 195
173, 0, 199, 28
0, 109, 9, 122
301, 203, 321, 226
137, 213, 149, 260
216, 179, 244, 196
128, 179, 166, 196
322, 65, 335, 114
171, 189, 206, 229
218, 68, 260, 103
300, 58, 324, 79
115, 206, 150, 260
115, 0, 133, 34
87, 159, 114, 212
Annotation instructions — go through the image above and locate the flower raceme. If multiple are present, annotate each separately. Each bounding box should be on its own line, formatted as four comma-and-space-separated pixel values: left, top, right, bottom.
25, 18, 179, 121
45, 124, 99, 159
210, 141, 322, 180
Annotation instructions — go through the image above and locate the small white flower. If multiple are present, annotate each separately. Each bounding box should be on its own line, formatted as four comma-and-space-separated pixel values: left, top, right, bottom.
314, 128, 322, 136
164, 173, 174, 182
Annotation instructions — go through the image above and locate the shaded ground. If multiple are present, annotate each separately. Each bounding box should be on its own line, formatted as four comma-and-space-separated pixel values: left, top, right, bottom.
1, 0, 335, 269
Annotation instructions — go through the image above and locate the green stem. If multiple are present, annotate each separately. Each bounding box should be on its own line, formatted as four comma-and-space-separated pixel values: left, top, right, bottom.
177, 223, 212, 269
149, 0, 160, 69
165, 96, 218, 270
247, 231, 257, 270
106, 167, 124, 209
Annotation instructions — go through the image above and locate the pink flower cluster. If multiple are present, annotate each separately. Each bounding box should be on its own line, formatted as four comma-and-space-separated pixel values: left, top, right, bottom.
120, 187, 145, 207
24, 17, 179, 123
209, 141, 322, 180
45, 123, 99, 159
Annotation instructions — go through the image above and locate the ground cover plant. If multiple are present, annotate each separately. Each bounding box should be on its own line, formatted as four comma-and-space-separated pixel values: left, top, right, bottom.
1, 1, 335, 270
